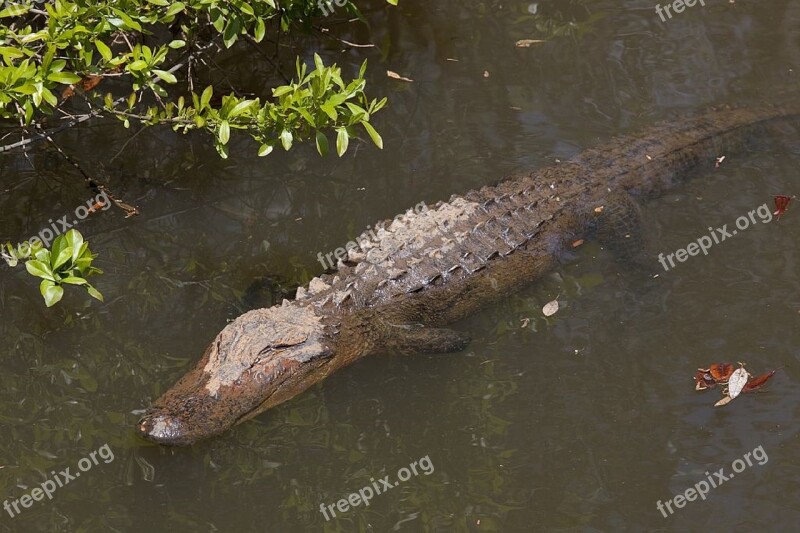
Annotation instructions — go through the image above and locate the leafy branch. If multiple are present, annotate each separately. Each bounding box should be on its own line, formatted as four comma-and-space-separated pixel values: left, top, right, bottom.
0, 0, 396, 156
2, 230, 103, 307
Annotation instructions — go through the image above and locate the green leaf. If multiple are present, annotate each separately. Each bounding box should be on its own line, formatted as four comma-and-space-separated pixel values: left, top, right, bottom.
153, 69, 177, 83
200, 85, 213, 109
168, 39, 186, 49
228, 100, 253, 118
40, 281, 63, 307
47, 72, 82, 84
258, 144, 274, 157
94, 40, 113, 62
64, 230, 84, 264
0, 46, 26, 60
23, 101, 33, 125
218, 120, 230, 144
42, 88, 58, 107
254, 18, 266, 43
0, 4, 30, 17
86, 285, 104, 301
165, 2, 185, 17
294, 106, 315, 128
215, 142, 229, 159
272, 85, 293, 98
280, 130, 293, 151
320, 103, 337, 121
52, 245, 74, 270
127, 60, 149, 72
336, 127, 349, 156
315, 131, 328, 156
60, 277, 88, 286
26, 260, 55, 281
362, 121, 383, 149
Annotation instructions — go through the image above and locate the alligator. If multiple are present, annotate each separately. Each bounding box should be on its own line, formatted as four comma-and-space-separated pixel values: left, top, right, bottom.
137, 105, 800, 445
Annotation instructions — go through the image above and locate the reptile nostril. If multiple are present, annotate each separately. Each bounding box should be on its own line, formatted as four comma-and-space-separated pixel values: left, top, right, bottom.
137, 413, 187, 445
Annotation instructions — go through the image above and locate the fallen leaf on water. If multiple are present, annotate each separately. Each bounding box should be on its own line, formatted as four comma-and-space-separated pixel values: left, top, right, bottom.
727, 366, 750, 399
694, 369, 717, 391
695, 361, 775, 405
708, 362, 734, 382
515, 39, 545, 47
742, 370, 777, 393
714, 396, 733, 407
387, 70, 413, 82
542, 300, 559, 317
774, 195, 792, 219
571, 239, 584, 248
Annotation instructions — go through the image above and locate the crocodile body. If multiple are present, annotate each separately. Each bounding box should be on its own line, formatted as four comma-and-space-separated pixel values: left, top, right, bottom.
137, 106, 799, 445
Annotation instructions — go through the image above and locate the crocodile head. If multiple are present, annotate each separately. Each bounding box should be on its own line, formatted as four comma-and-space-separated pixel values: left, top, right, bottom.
136, 304, 333, 446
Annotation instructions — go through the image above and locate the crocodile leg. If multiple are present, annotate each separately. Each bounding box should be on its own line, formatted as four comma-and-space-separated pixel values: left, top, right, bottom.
591, 190, 648, 264
381, 323, 471, 354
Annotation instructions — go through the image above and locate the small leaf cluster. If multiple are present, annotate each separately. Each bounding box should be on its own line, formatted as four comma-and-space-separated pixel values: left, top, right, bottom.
122, 54, 386, 158
3, 230, 103, 307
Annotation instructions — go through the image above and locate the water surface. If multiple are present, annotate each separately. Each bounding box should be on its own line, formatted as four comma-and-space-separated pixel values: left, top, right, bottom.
1, 0, 800, 531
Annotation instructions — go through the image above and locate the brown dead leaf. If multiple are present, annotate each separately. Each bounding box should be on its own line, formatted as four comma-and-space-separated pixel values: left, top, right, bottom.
387, 70, 413, 82
571, 239, 584, 248
708, 362, 734, 382
61, 75, 104, 101
742, 370, 777, 393
80, 75, 103, 92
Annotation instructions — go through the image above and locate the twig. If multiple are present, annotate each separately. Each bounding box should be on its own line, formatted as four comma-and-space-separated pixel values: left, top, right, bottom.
313, 26, 375, 48
32, 123, 140, 218
245, 36, 291, 83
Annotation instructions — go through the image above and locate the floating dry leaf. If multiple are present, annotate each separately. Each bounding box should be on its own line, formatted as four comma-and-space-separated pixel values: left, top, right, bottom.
714, 396, 733, 407
571, 239, 584, 248
542, 300, 559, 317
694, 369, 717, 391
742, 370, 777, 393
515, 39, 545, 47
710, 362, 734, 381
387, 70, 413, 82
727, 367, 750, 399
695, 361, 775, 406
774, 195, 792, 219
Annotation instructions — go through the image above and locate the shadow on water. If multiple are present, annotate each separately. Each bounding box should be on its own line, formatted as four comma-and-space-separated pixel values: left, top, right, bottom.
2, 0, 800, 530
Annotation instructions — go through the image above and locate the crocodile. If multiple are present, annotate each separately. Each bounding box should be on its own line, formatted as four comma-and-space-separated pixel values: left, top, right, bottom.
137, 105, 800, 445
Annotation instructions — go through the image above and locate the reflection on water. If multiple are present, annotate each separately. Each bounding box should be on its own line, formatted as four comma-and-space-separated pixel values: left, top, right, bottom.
1, 0, 800, 530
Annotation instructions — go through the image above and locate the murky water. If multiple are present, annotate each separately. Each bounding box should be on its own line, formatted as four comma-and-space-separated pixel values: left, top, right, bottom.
2, 0, 800, 531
